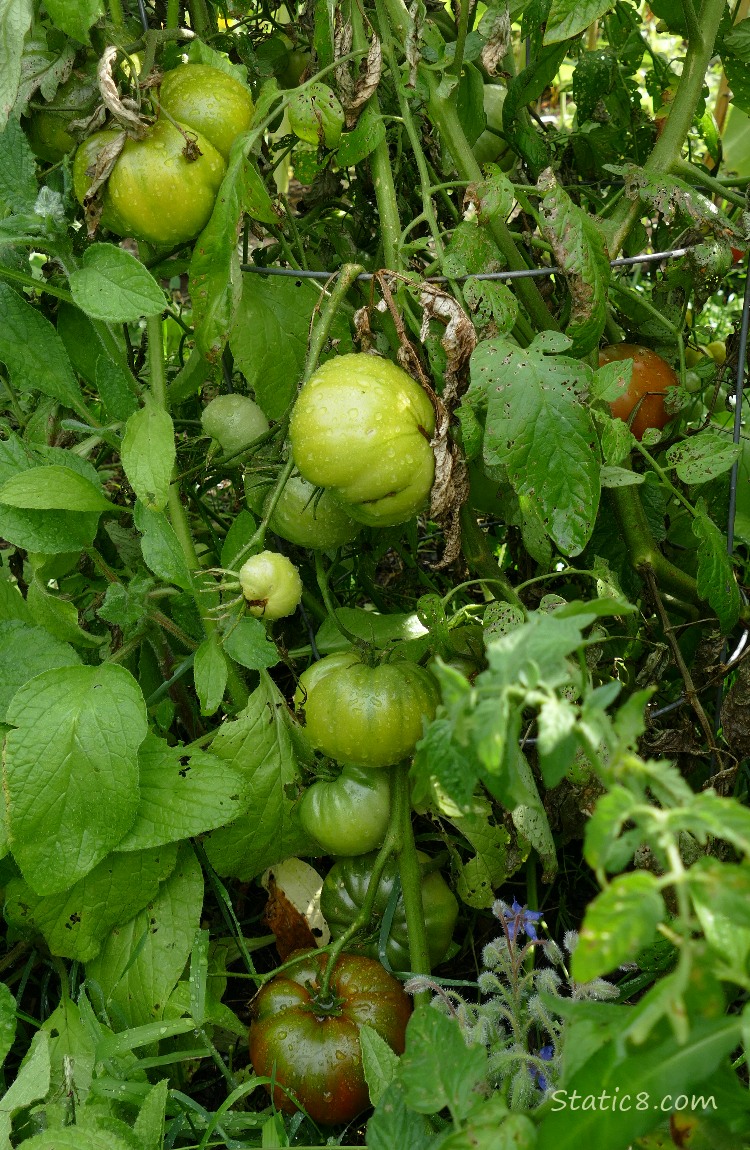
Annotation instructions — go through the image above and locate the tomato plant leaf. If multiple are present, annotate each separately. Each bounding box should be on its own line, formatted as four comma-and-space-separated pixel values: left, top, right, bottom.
85, 843, 204, 1029
133, 502, 193, 592
26, 577, 102, 648
471, 337, 600, 555
0, 283, 88, 418
0, 983, 16, 1070
573, 872, 665, 982
4, 664, 147, 895
337, 100, 387, 165
361, 1023, 399, 1107
193, 634, 228, 716
666, 432, 741, 484
116, 733, 244, 851
448, 795, 512, 908
4, 844, 178, 962
202, 674, 315, 880
121, 398, 175, 513
692, 501, 741, 633
537, 170, 610, 355
43, 0, 102, 44
399, 1006, 487, 1123
221, 615, 279, 670
544, 0, 615, 44
69, 244, 167, 323
366, 1081, 437, 1150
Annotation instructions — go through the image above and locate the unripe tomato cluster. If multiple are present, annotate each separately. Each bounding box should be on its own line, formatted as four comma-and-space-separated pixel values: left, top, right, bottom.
73, 63, 253, 245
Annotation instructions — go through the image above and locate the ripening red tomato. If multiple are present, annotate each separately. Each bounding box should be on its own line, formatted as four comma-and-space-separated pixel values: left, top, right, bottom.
599, 343, 679, 441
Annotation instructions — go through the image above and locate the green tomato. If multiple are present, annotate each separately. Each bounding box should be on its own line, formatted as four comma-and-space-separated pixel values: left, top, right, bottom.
320, 851, 459, 969
249, 950, 411, 1125
289, 353, 436, 526
26, 64, 100, 163
201, 394, 269, 460
298, 764, 391, 855
238, 550, 302, 619
266, 472, 362, 549
75, 120, 226, 246
159, 63, 254, 160
296, 651, 440, 768
288, 82, 344, 149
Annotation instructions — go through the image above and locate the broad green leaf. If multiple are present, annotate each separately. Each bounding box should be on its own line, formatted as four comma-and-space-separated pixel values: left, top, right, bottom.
399, 1006, 487, 1123
509, 748, 557, 882
337, 100, 387, 165
5, 664, 147, 895
193, 633, 228, 716
5, 845, 177, 961
0, 622, 80, 721
86, 844, 204, 1028
229, 274, 352, 421
366, 1081, 437, 1150
222, 615, 279, 670
26, 578, 103, 648
315, 608, 428, 654
687, 858, 750, 976
0, 0, 33, 131
0, 983, 16, 1070
121, 398, 175, 512
573, 872, 665, 982
0, 1029, 49, 1144
361, 1024, 399, 1108
666, 432, 741, 485
544, 0, 615, 43
133, 502, 193, 591
116, 733, 244, 851
43, 0, 102, 42
203, 674, 315, 880
412, 717, 483, 813
537, 170, 610, 354
69, 244, 167, 322
583, 785, 640, 873
0, 117, 36, 212
536, 1016, 740, 1150
0, 575, 31, 623
726, 58, 750, 117
0, 464, 114, 512
537, 695, 579, 787
692, 502, 741, 633
471, 338, 600, 555
0, 283, 88, 417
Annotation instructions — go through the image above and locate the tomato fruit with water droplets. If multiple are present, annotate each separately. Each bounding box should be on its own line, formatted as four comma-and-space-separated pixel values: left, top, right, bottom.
298, 764, 391, 856
249, 950, 411, 1124
159, 63, 254, 160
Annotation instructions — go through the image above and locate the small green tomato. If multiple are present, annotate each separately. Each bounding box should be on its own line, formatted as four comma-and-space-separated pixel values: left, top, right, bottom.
238, 551, 302, 619
201, 394, 269, 461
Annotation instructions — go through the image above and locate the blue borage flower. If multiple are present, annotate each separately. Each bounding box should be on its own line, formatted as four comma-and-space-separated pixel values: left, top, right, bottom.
495, 897, 544, 941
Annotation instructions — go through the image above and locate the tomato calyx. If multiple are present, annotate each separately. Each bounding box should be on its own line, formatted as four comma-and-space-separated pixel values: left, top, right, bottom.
303, 989, 345, 1017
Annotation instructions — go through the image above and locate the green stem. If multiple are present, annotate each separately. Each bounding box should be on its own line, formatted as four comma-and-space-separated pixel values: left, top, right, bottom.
602, 0, 728, 256
109, 0, 125, 29
370, 119, 402, 270
673, 157, 749, 209
608, 483, 701, 606
188, 0, 213, 38
303, 264, 364, 380
166, 0, 181, 29
459, 505, 525, 610
394, 763, 431, 1001
315, 552, 369, 654
449, 0, 472, 77
145, 316, 248, 709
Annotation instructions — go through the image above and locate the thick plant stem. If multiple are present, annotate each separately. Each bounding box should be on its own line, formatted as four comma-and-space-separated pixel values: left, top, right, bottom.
146, 316, 248, 709
602, 0, 728, 256
166, 0, 180, 29
608, 484, 702, 606
304, 263, 364, 380
394, 763, 431, 1002
109, 0, 125, 29
370, 127, 402, 270
188, 0, 213, 38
